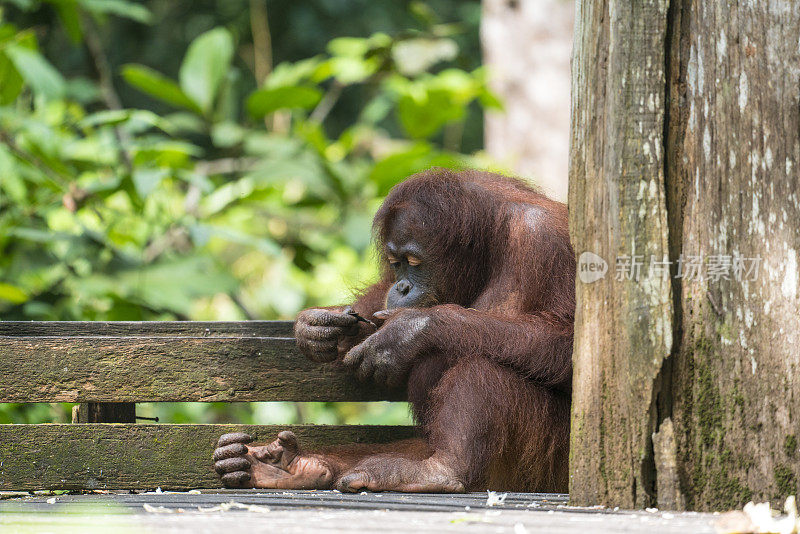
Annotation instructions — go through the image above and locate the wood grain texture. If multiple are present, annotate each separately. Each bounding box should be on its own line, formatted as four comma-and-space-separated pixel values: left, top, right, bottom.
0, 321, 294, 338
569, 0, 672, 510
666, 1, 800, 510
0, 335, 404, 402
570, 0, 800, 512
0, 424, 417, 491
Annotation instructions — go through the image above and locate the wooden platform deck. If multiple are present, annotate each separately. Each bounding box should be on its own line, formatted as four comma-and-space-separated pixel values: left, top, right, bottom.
0, 490, 718, 533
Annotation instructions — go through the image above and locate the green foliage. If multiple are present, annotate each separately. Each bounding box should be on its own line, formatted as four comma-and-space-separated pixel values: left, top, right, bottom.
121, 65, 202, 113
247, 86, 322, 118
178, 27, 234, 115
0, 1, 498, 424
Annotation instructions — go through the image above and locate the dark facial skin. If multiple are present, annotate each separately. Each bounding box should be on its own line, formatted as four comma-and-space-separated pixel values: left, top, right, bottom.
292, 236, 438, 387
384, 239, 437, 309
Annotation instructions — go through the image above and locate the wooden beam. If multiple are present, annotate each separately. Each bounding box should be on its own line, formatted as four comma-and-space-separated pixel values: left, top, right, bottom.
0, 424, 417, 491
0, 321, 294, 338
0, 336, 405, 402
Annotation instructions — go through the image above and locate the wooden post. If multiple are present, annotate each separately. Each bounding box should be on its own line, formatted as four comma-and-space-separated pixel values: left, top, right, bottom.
76, 403, 136, 423
569, 0, 800, 511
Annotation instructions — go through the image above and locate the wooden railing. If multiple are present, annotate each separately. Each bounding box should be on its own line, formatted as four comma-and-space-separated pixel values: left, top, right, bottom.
0, 321, 413, 491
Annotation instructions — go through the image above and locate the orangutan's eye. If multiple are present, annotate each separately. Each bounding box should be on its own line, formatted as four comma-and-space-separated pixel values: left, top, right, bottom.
407, 255, 422, 267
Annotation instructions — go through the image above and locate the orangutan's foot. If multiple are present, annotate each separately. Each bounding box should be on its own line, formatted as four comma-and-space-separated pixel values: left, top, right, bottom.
336, 456, 466, 493
213, 431, 334, 489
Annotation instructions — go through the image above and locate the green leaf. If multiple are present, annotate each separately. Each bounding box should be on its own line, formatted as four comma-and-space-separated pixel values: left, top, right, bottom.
53, 1, 83, 43
65, 77, 102, 103
0, 144, 26, 203
8, 227, 73, 244
79, 109, 131, 128
327, 37, 370, 57
0, 282, 28, 304
179, 27, 234, 114
5, 44, 65, 100
192, 224, 281, 256
246, 86, 322, 119
132, 168, 168, 198
409, 0, 439, 26
265, 57, 323, 88
70, 257, 237, 316
478, 86, 504, 110
0, 51, 25, 104
122, 257, 237, 314
121, 64, 201, 113
78, 0, 152, 23
326, 56, 378, 84
0, 28, 35, 104
396, 89, 465, 139
132, 140, 202, 168
78, 109, 174, 134
211, 122, 244, 148
370, 143, 464, 195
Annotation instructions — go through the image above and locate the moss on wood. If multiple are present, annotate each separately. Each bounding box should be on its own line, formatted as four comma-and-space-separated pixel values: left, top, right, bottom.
0, 424, 417, 491
0, 336, 403, 402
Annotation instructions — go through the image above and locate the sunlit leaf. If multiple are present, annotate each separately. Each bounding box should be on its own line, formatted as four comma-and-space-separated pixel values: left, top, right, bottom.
70, 257, 237, 315
132, 168, 168, 198
478, 86, 504, 110
246, 86, 322, 119
326, 56, 378, 84
211, 122, 244, 148
192, 224, 281, 256
131, 140, 202, 168
179, 27, 234, 114
396, 89, 464, 139
327, 37, 370, 57
0, 282, 28, 304
5, 44, 65, 100
79, 109, 132, 128
62, 137, 117, 165
265, 57, 324, 88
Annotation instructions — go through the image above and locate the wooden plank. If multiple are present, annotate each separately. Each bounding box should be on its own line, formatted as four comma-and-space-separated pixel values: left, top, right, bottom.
0, 424, 418, 491
2, 490, 571, 512
0, 320, 294, 338
0, 499, 720, 534
0, 337, 405, 402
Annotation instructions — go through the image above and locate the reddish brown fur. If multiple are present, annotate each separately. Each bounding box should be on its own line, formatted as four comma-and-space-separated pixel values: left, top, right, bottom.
215, 168, 575, 493
358, 168, 573, 491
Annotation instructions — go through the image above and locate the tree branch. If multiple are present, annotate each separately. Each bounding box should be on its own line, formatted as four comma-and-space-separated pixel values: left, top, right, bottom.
80, 13, 133, 172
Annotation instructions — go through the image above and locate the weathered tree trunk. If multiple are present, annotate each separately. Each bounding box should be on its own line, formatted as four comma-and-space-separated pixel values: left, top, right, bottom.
481, 0, 574, 201
569, 0, 800, 512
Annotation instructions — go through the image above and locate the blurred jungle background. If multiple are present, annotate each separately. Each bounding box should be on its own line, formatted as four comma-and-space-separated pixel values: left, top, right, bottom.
0, 0, 572, 425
